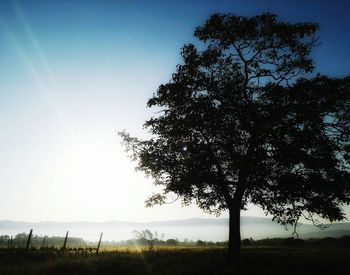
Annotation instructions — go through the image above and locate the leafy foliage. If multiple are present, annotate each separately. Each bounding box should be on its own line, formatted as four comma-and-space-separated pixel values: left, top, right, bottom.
120, 13, 350, 231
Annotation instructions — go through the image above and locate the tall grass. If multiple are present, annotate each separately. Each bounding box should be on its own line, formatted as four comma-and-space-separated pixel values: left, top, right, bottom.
0, 246, 349, 274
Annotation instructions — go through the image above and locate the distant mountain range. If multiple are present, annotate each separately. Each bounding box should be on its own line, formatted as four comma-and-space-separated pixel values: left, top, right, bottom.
1, 217, 350, 242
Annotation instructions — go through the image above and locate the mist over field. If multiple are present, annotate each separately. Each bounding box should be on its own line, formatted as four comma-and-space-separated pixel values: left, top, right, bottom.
1, 217, 350, 242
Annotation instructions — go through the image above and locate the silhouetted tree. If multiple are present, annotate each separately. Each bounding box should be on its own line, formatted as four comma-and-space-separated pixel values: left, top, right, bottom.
132, 229, 156, 249
119, 13, 350, 260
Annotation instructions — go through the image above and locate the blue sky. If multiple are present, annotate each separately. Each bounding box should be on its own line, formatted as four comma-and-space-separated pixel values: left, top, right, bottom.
0, 0, 349, 222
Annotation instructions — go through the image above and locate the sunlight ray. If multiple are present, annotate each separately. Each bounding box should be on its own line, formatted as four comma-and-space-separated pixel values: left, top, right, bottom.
0, 6, 75, 140
12, 0, 64, 98
130, 238, 153, 274
3, 28, 72, 134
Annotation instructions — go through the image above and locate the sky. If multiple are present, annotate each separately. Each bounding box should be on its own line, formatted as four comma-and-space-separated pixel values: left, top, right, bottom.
0, 0, 349, 223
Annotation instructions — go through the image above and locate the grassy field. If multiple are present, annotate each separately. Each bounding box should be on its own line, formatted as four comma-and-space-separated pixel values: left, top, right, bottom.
0, 246, 349, 275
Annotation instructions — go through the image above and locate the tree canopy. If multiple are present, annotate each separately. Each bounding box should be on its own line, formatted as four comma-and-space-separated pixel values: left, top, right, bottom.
119, 13, 350, 257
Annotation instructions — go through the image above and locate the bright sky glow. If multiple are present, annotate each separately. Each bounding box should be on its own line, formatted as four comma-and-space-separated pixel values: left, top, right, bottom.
0, 0, 349, 222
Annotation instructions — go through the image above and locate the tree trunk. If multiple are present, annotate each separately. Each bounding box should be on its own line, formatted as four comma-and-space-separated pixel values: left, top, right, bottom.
228, 202, 242, 262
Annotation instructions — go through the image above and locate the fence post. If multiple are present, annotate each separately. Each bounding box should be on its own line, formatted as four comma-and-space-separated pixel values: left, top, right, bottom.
42, 236, 46, 249
26, 229, 33, 250
96, 232, 103, 254
63, 231, 69, 249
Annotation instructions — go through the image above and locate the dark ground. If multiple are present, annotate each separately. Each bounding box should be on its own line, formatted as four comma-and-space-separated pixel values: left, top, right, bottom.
0, 246, 349, 275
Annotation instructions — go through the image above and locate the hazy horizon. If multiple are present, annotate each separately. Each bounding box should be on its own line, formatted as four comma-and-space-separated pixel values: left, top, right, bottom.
2, 216, 350, 242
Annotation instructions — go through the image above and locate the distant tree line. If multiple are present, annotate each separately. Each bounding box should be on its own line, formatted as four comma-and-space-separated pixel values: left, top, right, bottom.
241, 236, 350, 248
104, 235, 350, 248
2, 231, 350, 249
